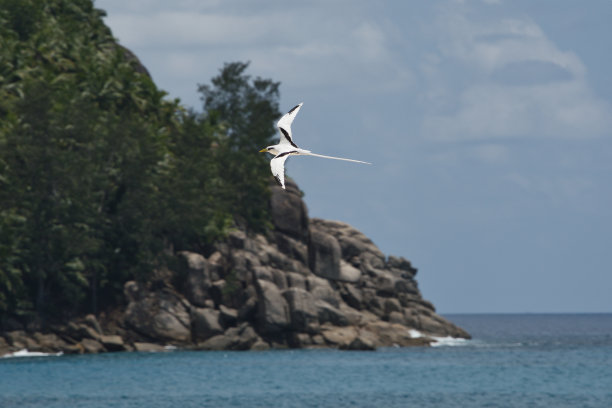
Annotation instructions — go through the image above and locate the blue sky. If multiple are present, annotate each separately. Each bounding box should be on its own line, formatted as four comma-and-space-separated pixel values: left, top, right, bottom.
95, 0, 612, 313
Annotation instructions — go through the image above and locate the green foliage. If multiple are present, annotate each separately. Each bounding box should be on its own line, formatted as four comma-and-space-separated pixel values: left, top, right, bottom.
0, 0, 281, 324
198, 62, 280, 231
221, 269, 240, 301
0, 0, 174, 319
0, 0, 42, 41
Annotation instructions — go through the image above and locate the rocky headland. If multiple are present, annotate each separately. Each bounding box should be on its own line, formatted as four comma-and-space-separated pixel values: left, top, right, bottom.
0, 180, 469, 356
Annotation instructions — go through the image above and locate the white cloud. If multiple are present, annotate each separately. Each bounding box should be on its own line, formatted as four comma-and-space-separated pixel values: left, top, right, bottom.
162, 53, 200, 77
96, 0, 239, 14
99, 0, 611, 146
445, 18, 586, 77
423, 80, 612, 141
101, 4, 413, 94
427, 143, 509, 167
352, 22, 387, 62
419, 4, 612, 142
107, 12, 283, 48
471, 143, 509, 163
505, 172, 595, 207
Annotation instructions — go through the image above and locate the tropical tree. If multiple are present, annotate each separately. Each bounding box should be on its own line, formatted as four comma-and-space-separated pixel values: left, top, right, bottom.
0, 0, 283, 326
0, 0, 176, 320
198, 61, 281, 231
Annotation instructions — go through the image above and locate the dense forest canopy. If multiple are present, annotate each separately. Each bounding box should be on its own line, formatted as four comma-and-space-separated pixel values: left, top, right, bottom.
0, 0, 282, 325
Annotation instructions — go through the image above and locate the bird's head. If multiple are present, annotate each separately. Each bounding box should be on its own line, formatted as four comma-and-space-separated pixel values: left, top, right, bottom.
259, 146, 278, 155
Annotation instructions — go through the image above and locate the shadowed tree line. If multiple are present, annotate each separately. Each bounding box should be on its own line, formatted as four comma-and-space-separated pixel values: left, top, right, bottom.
0, 0, 281, 326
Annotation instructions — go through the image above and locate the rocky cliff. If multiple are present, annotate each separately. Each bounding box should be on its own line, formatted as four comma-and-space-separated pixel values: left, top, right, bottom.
0, 180, 469, 356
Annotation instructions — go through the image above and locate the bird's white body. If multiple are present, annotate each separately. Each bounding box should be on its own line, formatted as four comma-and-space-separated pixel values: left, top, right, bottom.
260, 103, 370, 189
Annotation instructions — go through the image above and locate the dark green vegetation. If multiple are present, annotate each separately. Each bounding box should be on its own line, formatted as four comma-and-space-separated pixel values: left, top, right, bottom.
0, 0, 281, 325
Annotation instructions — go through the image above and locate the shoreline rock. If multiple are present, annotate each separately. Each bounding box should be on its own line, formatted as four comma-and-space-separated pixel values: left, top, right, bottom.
0, 180, 469, 356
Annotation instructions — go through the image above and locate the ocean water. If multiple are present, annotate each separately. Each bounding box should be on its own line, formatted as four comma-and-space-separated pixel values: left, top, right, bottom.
1, 314, 611, 408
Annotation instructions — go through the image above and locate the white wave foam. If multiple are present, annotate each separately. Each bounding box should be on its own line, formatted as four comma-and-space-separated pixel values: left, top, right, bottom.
409, 329, 424, 338
2, 349, 63, 358
430, 336, 470, 347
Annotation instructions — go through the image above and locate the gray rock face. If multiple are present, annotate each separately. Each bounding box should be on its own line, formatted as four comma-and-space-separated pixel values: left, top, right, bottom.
133, 342, 165, 352
81, 338, 104, 354
196, 323, 264, 351
269, 180, 309, 241
311, 219, 386, 263
307, 276, 340, 307
124, 287, 191, 343
179, 251, 211, 307
345, 334, 376, 351
341, 283, 363, 309
339, 260, 361, 283
283, 288, 319, 333
0, 337, 9, 356
387, 255, 418, 278
308, 227, 341, 280
316, 300, 350, 327
191, 308, 223, 342
100, 335, 126, 352
254, 279, 290, 333
219, 305, 238, 327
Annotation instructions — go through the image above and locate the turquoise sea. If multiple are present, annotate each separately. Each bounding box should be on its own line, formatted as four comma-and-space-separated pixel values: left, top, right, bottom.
1, 314, 611, 407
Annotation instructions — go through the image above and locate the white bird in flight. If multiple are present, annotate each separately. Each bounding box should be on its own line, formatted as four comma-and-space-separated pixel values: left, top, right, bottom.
259, 103, 370, 189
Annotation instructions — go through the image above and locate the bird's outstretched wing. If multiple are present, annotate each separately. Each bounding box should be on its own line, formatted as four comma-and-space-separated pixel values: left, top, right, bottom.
305, 152, 371, 165
270, 151, 295, 189
277, 103, 303, 149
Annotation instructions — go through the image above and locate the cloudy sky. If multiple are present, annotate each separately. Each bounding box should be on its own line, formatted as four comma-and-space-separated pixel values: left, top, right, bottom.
95, 0, 612, 313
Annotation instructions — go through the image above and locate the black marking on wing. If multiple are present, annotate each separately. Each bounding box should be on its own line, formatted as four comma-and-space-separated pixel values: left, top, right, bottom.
276, 150, 297, 159
274, 174, 282, 186
279, 127, 299, 148
288, 104, 301, 114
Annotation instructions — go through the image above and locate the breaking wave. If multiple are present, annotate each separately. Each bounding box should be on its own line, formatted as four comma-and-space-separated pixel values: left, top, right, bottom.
2, 349, 63, 358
